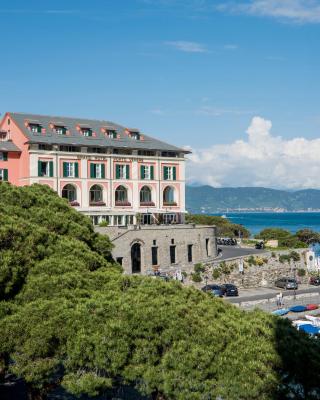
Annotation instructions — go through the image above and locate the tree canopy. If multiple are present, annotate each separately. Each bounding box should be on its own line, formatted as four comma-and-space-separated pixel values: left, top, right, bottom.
186, 213, 250, 238
1, 184, 320, 400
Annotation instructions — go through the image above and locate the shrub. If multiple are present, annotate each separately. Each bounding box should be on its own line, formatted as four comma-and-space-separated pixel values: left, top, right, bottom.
255, 257, 264, 266
247, 255, 257, 266
263, 258, 269, 264
182, 271, 188, 278
212, 269, 221, 280
297, 268, 306, 277
190, 272, 202, 282
194, 263, 206, 274
99, 220, 109, 227
279, 254, 290, 264
271, 252, 276, 258
289, 251, 300, 262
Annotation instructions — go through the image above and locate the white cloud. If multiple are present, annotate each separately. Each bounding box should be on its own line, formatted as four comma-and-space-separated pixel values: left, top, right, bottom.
223, 44, 238, 50
217, 0, 320, 23
164, 40, 208, 53
187, 116, 320, 189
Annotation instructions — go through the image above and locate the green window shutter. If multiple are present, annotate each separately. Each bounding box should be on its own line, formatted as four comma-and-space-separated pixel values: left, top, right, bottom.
38, 160, 42, 177
101, 163, 105, 179
116, 164, 120, 179
140, 165, 145, 179
74, 162, 79, 178
63, 162, 68, 177
150, 165, 154, 180
3, 169, 8, 181
126, 165, 130, 179
3, 152, 8, 161
164, 166, 168, 180
173, 166, 176, 181
49, 161, 54, 177
90, 163, 95, 178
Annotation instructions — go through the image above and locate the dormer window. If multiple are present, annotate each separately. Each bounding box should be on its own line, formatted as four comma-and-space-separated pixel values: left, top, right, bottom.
129, 131, 140, 140
81, 128, 92, 137
54, 125, 67, 135
107, 130, 117, 139
29, 124, 42, 134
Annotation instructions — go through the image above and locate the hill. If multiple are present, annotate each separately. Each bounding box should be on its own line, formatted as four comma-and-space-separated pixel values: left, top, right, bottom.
186, 185, 320, 213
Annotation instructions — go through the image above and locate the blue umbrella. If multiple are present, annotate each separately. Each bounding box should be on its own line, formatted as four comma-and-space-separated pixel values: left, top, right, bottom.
289, 305, 307, 313
299, 324, 320, 335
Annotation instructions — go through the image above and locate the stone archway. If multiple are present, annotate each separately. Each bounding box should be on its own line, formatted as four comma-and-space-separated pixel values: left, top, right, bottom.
131, 242, 141, 273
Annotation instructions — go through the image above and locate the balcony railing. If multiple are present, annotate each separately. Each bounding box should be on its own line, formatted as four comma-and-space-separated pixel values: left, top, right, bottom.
115, 200, 131, 207
69, 201, 80, 207
140, 201, 155, 207
89, 201, 106, 207
163, 201, 177, 206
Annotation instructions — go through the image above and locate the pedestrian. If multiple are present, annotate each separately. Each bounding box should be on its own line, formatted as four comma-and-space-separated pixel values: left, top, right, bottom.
279, 291, 284, 307
276, 292, 283, 308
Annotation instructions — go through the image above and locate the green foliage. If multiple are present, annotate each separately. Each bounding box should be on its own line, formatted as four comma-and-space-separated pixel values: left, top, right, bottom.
1, 184, 320, 400
247, 255, 257, 266
98, 220, 109, 227
295, 228, 320, 244
190, 272, 202, 282
289, 251, 300, 261
212, 269, 221, 280
194, 262, 205, 274
297, 268, 306, 277
186, 213, 250, 238
271, 252, 277, 258
279, 254, 290, 264
256, 228, 308, 249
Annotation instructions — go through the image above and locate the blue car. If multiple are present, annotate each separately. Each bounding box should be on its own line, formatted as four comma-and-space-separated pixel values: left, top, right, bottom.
201, 284, 223, 297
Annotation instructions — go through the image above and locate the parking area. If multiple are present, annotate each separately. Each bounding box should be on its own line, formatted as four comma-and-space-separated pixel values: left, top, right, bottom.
216, 245, 268, 262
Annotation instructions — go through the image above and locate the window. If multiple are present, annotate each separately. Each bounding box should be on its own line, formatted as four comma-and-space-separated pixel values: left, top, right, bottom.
171, 239, 174, 244
63, 162, 79, 178
130, 132, 140, 140
38, 160, 53, 177
114, 215, 125, 225
90, 163, 105, 179
163, 166, 176, 180
54, 126, 67, 135
115, 185, 128, 204
59, 145, 80, 152
0, 152, 8, 161
113, 148, 132, 155
152, 247, 158, 266
170, 245, 176, 264
162, 151, 178, 158
138, 150, 156, 156
206, 238, 210, 257
116, 257, 123, 266
140, 186, 152, 204
29, 124, 41, 133
62, 184, 77, 202
0, 168, 8, 181
153, 240, 157, 246
163, 186, 175, 205
140, 165, 154, 180
164, 213, 176, 224
188, 244, 193, 263
89, 147, 107, 154
81, 128, 92, 137
39, 144, 52, 151
115, 164, 129, 179
107, 130, 117, 139
89, 185, 103, 204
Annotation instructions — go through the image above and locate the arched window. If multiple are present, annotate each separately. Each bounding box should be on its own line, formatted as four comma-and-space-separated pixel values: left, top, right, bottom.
90, 184, 103, 204
140, 186, 152, 204
115, 185, 128, 204
62, 184, 77, 202
163, 186, 175, 205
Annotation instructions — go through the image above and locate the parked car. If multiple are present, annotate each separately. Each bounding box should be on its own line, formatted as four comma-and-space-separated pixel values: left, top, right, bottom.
201, 284, 224, 297
221, 283, 239, 297
275, 277, 298, 290
309, 276, 320, 286
255, 241, 264, 249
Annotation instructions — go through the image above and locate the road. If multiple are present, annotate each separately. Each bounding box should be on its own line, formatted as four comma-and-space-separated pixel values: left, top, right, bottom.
217, 245, 267, 262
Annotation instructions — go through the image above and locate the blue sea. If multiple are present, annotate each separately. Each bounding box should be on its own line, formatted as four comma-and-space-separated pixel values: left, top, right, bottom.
212, 212, 320, 236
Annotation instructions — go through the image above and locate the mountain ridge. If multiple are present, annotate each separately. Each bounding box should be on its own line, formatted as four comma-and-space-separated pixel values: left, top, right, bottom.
186, 185, 320, 213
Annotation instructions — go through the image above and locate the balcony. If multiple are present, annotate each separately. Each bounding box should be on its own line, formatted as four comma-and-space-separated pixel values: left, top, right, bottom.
115, 201, 131, 207
89, 201, 106, 207
163, 202, 177, 207
70, 201, 80, 207
140, 201, 155, 207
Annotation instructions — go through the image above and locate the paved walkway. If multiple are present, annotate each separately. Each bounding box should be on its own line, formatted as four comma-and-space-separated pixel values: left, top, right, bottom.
216, 245, 268, 262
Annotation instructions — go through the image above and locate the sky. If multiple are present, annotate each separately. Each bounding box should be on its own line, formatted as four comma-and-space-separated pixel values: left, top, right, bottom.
1, 0, 320, 189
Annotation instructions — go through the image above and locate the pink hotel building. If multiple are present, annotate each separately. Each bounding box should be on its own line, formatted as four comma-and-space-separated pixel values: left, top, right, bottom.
0, 112, 189, 226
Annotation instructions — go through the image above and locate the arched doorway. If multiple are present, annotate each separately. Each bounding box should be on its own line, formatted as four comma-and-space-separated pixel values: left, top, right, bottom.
131, 242, 141, 273
163, 186, 175, 205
